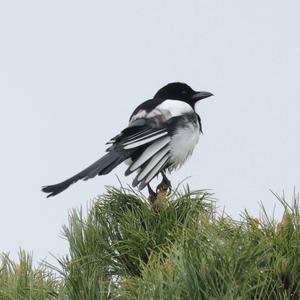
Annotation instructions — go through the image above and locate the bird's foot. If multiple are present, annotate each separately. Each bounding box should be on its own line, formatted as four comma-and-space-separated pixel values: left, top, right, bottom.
147, 183, 169, 212
150, 176, 171, 211
156, 174, 172, 196
147, 173, 172, 211
147, 184, 157, 205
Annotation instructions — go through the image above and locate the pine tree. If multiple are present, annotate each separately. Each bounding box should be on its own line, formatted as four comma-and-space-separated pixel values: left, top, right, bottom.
1, 187, 300, 299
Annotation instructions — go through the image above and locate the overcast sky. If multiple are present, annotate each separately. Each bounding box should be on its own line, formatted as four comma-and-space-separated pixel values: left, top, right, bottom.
1, 1, 299, 265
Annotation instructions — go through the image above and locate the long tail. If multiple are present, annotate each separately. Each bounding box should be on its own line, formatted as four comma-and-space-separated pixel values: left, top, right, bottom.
42, 151, 128, 197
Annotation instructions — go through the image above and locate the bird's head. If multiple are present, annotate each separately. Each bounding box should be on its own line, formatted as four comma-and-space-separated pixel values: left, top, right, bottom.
154, 82, 213, 107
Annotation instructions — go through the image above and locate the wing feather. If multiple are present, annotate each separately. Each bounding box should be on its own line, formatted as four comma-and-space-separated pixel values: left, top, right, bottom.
136, 146, 170, 181
106, 117, 169, 152
123, 131, 168, 149
122, 129, 166, 146
137, 154, 169, 189
126, 137, 170, 174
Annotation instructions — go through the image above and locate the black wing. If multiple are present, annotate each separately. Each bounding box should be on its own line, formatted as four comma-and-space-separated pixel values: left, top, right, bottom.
42, 118, 171, 196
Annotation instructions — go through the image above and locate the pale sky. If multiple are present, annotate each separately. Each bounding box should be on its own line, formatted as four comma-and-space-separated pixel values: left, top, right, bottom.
1, 1, 299, 265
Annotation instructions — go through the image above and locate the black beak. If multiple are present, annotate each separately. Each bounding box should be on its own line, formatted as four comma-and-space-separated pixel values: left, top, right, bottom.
191, 91, 214, 101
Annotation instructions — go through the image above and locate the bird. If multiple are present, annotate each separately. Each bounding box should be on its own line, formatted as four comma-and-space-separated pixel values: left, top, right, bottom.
42, 82, 213, 199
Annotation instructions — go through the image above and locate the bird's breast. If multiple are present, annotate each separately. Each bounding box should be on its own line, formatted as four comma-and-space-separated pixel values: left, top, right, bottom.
168, 118, 200, 170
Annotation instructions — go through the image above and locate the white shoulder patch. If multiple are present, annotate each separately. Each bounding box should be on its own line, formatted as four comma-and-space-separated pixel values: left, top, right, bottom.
130, 110, 147, 122
148, 100, 193, 119
130, 100, 193, 124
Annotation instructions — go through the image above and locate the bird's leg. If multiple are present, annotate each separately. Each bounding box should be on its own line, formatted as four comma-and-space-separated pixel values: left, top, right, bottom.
156, 171, 172, 195
147, 184, 157, 204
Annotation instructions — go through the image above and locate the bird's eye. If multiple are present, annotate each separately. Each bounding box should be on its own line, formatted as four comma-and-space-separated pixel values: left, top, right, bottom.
181, 90, 187, 95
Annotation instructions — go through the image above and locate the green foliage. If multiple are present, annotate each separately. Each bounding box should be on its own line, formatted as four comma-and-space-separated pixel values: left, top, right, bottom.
0, 250, 61, 300
1, 187, 300, 299
56, 187, 213, 299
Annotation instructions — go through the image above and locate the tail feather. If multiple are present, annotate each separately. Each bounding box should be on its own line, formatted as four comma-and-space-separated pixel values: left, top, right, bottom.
42, 151, 127, 197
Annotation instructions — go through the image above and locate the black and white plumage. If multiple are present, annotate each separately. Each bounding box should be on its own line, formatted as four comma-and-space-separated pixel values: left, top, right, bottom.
42, 82, 213, 197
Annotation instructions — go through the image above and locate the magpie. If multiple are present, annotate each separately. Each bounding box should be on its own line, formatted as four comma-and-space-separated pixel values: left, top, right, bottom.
42, 82, 213, 198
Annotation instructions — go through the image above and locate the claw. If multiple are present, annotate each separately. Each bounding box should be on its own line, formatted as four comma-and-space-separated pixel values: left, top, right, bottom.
156, 171, 172, 195
156, 182, 170, 193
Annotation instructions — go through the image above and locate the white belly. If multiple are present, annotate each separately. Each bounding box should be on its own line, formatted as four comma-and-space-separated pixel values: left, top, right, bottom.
168, 122, 200, 170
